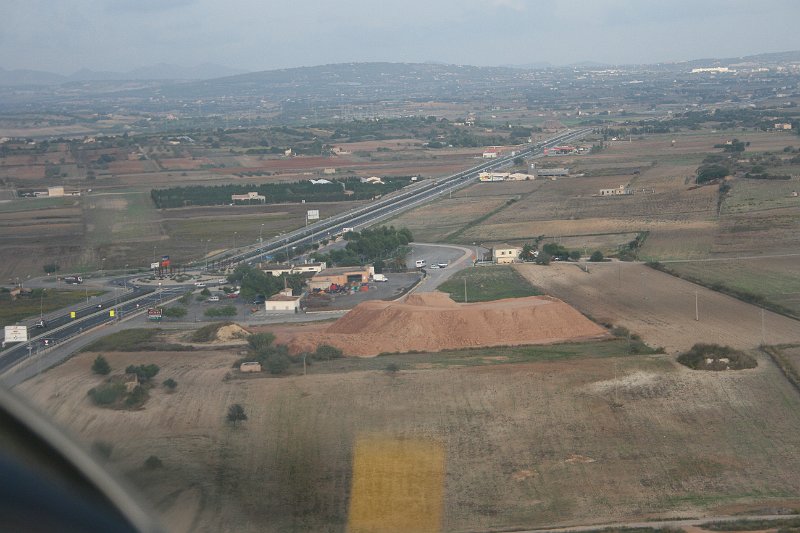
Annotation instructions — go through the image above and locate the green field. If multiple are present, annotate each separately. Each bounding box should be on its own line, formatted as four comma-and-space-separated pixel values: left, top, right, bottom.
0, 288, 105, 325
437, 264, 541, 302
0, 196, 77, 213
657, 258, 800, 318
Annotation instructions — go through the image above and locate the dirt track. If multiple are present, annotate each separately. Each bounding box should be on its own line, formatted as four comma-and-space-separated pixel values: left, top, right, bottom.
515, 262, 800, 353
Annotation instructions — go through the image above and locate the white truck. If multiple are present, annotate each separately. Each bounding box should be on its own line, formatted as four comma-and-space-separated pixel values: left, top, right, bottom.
372, 273, 388, 282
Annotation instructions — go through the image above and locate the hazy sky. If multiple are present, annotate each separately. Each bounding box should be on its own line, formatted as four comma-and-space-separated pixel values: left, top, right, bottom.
3, 0, 800, 74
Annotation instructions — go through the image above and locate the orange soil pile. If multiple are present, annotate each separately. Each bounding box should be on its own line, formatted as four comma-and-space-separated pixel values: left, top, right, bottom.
286, 292, 609, 357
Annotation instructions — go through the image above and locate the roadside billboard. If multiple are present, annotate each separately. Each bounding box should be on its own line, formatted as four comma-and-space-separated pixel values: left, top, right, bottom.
150, 262, 160, 270
147, 308, 163, 321
307, 209, 320, 220
160, 255, 171, 268
4, 325, 28, 343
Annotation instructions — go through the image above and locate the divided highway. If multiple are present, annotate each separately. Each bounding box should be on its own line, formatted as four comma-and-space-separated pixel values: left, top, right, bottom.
208, 128, 592, 267
0, 286, 185, 374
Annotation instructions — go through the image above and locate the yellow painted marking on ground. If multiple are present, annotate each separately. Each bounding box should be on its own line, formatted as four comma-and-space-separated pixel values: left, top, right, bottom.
348, 435, 445, 533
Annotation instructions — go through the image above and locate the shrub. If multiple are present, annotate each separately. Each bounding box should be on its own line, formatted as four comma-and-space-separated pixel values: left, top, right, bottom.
386, 363, 400, 374
313, 344, 343, 360
87, 383, 125, 405
162, 306, 187, 318
677, 343, 757, 371
227, 403, 247, 426
247, 332, 276, 352
125, 385, 149, 408
589, 251, 604, 262
92, 441, 113, 460
162, 378, 177, 391
568, 250, 581, 261
205, 305, 237, 318
144, 455, 163, 469
266, 352, 291, 374
125, 364, 160, 382
92, 355, 111, 375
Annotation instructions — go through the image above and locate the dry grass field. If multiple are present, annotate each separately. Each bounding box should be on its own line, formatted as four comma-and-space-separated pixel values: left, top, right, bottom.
16, 341, 800, 532
514, 262, 800, 353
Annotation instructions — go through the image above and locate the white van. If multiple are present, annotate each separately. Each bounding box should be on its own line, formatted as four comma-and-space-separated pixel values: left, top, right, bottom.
415, 259, 427, 268
207, 295, 220, 302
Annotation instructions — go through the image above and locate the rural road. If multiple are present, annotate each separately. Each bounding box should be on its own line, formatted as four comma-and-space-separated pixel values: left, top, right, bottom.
509, 513, 800, 533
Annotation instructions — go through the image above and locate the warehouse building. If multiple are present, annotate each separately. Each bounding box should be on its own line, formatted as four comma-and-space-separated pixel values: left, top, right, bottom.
308, 266, 371, 291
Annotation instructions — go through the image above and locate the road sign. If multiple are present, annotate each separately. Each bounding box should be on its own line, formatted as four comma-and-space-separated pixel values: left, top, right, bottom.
70, 311, 76, 319
4, 325, 28, 342
150, 262, 160, 270
307, 209, 320, 220
147, 308, 163, 321
109, 309, 115, 317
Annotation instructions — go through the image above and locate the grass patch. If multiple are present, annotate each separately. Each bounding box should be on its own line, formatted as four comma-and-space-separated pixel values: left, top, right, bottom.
647, 261, 799, 320
288, 338, 652, 376
699, 517, 800, 531
436, 265, 541, 302
82, 329, 193, 352
190, 322, 233, 342
0, 288, 105, 324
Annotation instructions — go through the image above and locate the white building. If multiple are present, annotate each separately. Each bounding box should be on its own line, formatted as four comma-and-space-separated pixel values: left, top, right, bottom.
492, 244, 522, 264
231, 192, 266, 203
599, 185, 632, 196
265, 293, 302, 312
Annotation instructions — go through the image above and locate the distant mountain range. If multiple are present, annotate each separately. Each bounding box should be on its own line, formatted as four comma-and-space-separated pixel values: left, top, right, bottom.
0, 63, 249, 86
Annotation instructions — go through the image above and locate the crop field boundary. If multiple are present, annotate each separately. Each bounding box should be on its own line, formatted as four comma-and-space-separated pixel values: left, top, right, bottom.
763, 345, 800, 395
647, 261, 800, 321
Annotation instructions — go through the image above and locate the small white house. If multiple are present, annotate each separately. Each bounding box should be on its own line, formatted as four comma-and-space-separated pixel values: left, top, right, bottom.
265, 294, 302, 312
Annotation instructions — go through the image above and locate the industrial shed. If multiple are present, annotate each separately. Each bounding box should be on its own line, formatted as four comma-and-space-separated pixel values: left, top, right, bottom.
308, 266, 371, 291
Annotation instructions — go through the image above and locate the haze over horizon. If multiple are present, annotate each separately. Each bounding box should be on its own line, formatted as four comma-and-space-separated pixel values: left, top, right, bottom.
3, 0, 800, 75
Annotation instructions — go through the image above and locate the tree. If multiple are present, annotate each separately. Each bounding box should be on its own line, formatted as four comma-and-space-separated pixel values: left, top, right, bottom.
589, 251, 605, 262
248, 332, 276, 352
534, 252, 551, 265
125, 364, 160, 382
162, 306, 187, 318
314, 344, 343, 360
266, 352, 291, 375
569, 250, 582, 261
227, 403, 247, 426
43, 263, 60, 274
696, 164, 729, 183
162, 378, 177, 391
373, 259, 385, 274
92, 355, 111, 375
385, 362, 400, 374
521, 243, 538, 261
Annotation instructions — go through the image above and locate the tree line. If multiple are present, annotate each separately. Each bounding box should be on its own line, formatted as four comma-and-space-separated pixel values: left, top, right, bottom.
150, 177, 412, 209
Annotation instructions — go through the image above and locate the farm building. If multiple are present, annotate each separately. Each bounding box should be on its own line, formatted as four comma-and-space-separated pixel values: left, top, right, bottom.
598, 185, 632, 196
260, 264, 293, 277
47, 186, 65, 197
479, 172, 506, 182
240, 362, 262, 373
360, 176, 384, 185
260, 262, 326, 277
533, 167, 569, 177
265, 293, 302, 312
492, 244, 522, 264
292, 262, 326, 275
231, 192, 266, 203
482, 148, 501, 158
308, 266, 371, 291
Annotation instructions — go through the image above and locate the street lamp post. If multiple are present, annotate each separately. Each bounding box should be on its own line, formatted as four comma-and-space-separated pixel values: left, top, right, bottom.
101, 257, 106, 278
233, 231, 237, 251
204, 239, 210, 271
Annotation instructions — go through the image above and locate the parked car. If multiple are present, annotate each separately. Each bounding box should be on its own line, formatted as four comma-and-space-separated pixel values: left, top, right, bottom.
207, 296, 220, 302
34, 319, 47, 328
195, 281, 206, 287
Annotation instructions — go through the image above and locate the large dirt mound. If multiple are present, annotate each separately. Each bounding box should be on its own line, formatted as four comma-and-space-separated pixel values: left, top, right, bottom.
287, 293, 609, 356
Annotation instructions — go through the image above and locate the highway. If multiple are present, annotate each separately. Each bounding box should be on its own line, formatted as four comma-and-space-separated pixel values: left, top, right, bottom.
0, 285, 186, 374
205, 128, 592, 267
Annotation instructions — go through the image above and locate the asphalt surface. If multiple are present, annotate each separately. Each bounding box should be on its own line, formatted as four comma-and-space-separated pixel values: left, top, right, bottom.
209, 128, 592, 268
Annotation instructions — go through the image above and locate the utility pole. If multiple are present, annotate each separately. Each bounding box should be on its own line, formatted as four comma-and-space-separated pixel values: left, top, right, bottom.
695, 291, 699, 321
464, 278, 468, 303
761, 308, 766, 346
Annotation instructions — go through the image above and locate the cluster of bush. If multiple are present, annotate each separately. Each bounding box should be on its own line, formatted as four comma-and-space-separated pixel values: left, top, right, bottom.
522, 242, 605, 265
677, 343, 757, 371
238, 332, 343, 375
88, 355, 177, 408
